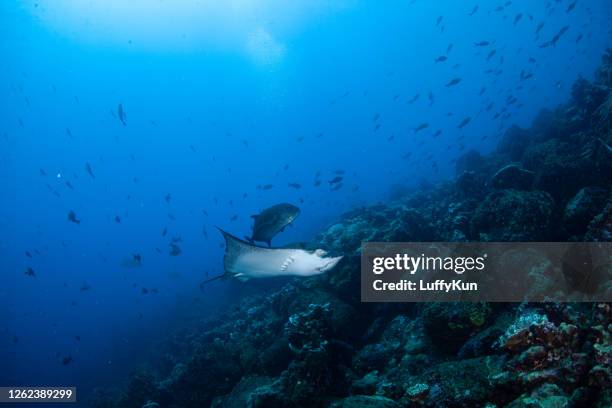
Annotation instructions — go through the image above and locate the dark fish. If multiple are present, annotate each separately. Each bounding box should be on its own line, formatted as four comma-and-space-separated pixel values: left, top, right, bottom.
458, 117, 472, 129
114, 215, 121, 223
261, 184, 273, 190
230, 214, 238, 221
25, 251, 32, 258
566, 1, 576, 12
469, 5, 478, 15
25, 267, 36, 277
414, 122, 429, 132
408, 94, 420, 104
61, 355, 73, 365
329, 176, 343, 184
132, 253, 142, 264
165, 193, 171, 203
474, 41, 490, 46
249, 203, 300, 247
445, 78, 461, 87
162, 227, 167, 236
85, 162, 95, 179
288, 182, 301, 189
67, 210, 80, 224
80, 283, 91, 292
117, 103, 127, 126
169, 243, 182, 256
433, 129, 442, 138
513, 13, 523, 25
331, 183, 343, 191
446, 43, 454, 54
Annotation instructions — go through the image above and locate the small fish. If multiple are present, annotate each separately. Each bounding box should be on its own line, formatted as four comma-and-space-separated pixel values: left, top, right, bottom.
67, 210, 80, 224
117, 103, 127, 126
114, 215, 121, 223
458, 117, 472, 129
513, 13, 523, 25
469, 5, 478, 15
414, 122, 429, 132
165, 193, 171, 203
474, 41, 490, 46
445, 78, 461, 87
25, 267, 36, 277
61, 355, 73, 365
85, 162, 95, 179
329, 176, 343, 184
169, 243, 182, 256
288, 183, 301, 189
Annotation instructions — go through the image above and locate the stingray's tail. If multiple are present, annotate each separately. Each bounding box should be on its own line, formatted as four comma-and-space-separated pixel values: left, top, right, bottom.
199, 273, 226, 289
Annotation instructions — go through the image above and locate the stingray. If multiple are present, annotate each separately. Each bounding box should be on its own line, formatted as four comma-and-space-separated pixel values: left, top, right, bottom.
202, 228, 343, 284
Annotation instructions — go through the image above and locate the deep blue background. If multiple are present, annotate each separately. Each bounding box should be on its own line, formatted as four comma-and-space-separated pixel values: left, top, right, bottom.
1, 0, 610, 402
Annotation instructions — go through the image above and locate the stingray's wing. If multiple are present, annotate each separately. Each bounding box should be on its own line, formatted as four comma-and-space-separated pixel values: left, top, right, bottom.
217, 228, 303, 278
218, 228, 273, 274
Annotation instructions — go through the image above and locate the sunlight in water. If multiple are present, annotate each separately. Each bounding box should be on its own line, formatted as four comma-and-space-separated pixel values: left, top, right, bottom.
28, 0, 352, 63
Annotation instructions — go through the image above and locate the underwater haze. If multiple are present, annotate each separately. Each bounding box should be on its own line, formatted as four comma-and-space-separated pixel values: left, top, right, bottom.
1, 0, 611, 406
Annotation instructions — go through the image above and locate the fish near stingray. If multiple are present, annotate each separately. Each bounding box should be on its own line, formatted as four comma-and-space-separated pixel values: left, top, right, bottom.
249, 203, 300, 247
202, 228, 343, 284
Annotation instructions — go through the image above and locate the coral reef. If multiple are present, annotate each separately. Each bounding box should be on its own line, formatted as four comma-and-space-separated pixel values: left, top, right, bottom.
93, 50, 612, 408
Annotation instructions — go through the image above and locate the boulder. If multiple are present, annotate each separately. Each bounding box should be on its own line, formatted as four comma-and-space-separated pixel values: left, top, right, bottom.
490, 164, 535, 190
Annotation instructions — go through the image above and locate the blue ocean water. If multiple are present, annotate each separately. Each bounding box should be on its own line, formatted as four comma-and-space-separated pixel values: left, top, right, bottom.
1, 0, 610, 404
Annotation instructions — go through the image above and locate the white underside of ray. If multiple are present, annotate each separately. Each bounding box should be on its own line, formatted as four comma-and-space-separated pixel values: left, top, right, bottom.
220, 229, 342, 280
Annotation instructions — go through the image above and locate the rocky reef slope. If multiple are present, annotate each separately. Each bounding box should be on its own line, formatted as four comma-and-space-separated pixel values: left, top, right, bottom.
95, 51, 612, 408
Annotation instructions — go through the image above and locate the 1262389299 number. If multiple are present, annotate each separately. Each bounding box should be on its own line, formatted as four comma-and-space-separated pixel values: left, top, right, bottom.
0, 387, 76, 403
